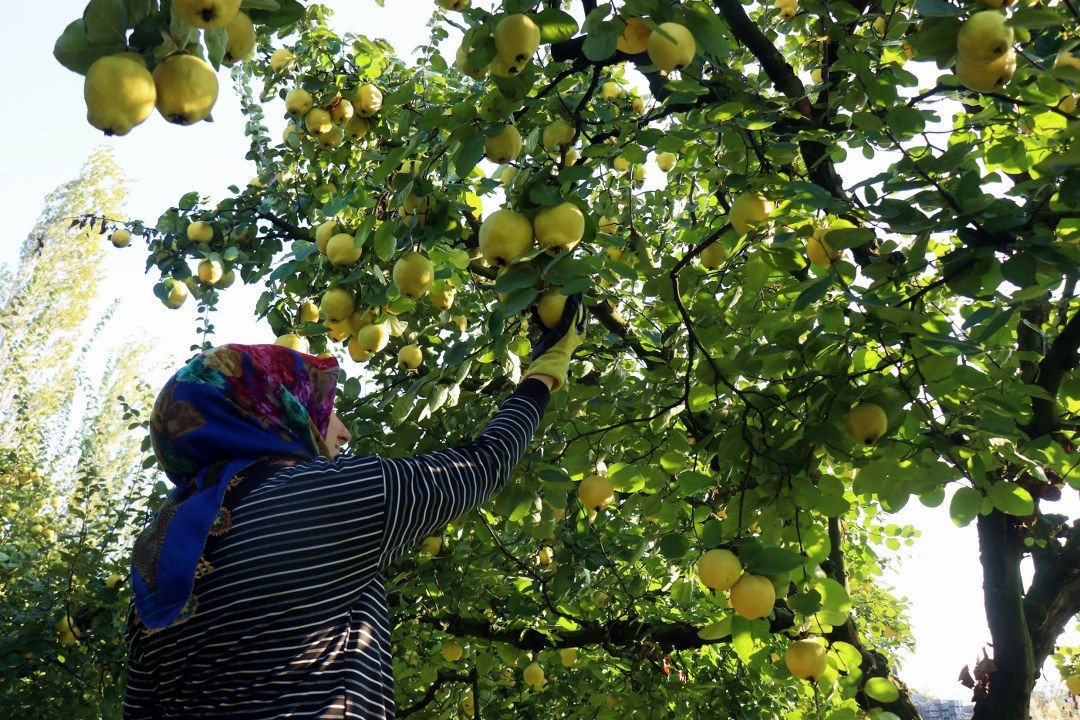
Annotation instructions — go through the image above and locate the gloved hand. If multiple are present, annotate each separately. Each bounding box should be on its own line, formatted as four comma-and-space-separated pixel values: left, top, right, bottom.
523, 292, 587, 392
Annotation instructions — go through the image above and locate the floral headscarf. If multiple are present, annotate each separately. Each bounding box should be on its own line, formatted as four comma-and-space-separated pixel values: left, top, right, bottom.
131, 343, 339, 630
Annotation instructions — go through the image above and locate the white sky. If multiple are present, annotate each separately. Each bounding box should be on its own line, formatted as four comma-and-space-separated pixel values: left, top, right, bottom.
0, 0, 1076, 703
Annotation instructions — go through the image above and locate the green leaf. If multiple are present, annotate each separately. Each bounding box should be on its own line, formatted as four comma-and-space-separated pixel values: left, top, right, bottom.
353, 216, 376, 247
129, 14, 163, 51
685, 3, 729, 57
448, 247, 471, 270
126, 0, 153, 19
54, 19, 126, 74
949, 486, 983, 527
494, 263, 540, 292
659, 451, 684, 472
700, 519, 724, 548
204, 27, 227, 69
829, 641, 863, 673
268, 260, 298, 283
918, 486, 946, 508
909, 17, 961, 64
453, 129, 486, 178
788, 589, 822, 615
249, 0, 305, 29
534, 8, 579, 43
801, 522, 831, 564
864, 677, 901, 702
914, 0, 962, 16
987, 481, 1035, 516
241, 0, 281, 9
83, 0, 129, 43
467, 37, 497, 73
688, 384, 716, 412
1008, 7, 1062, 28
167, 9, 197, 51
610, 464, 652, 493
744, 547, 806, 574
794, 274, 833, 310
885, 106, 926, 137
696, 617, 732, 640
582, 24, 618, 61
813, 577, 851, 625
742, 256, 771, 297
495, 485, 533, 519
815, 578, 851, 614
581, 3, 610, 32
501, 287, 539, 316
525, 179, 563, 206
676, 470, 714, 497
620, 144, 647, 164
658, 534, 690, 559
824, 227, 875, 249
731, 615, 755, 663
373, 222, 396, 261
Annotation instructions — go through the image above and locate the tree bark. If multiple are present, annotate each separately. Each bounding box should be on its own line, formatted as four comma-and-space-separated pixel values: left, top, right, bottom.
973, 510, 1035, 720
972, 306, 1080, 719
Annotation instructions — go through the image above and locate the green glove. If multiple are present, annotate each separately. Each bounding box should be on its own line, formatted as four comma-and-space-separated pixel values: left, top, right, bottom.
523, 293, 587, 392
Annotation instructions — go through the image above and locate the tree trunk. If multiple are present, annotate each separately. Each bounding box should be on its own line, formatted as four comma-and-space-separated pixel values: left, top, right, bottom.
973, 510, 1036, 720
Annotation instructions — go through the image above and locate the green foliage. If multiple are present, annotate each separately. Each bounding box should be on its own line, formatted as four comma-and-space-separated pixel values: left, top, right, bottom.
0, 152, 157, 719
41, 0, 1080, 717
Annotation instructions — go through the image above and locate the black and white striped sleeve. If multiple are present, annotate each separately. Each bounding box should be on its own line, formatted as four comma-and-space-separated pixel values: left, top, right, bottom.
377, 378, 550, 567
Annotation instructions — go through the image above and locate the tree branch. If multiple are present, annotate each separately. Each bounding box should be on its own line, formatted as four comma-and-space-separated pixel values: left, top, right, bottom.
973, 508, 1036, 718
256, 210, 311, 241
1023, 308, 1080, 438
588, 296, 667, 369
709, 0, 869, 262
1025, 517, 1080, 668
397, 669, 471, 717
419, 609, 794, 652
711, 0, 812, 115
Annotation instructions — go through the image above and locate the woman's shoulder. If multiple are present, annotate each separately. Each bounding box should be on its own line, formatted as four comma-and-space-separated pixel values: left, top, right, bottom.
244, 452, 382, 489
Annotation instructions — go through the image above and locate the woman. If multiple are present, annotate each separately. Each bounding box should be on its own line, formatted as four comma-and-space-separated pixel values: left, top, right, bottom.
123, 296, 586, 719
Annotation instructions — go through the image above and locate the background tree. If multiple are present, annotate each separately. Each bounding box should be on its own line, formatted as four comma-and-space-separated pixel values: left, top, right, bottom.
42, 0, 1080, 718
0, 149, 124, 454
0, 151, 156, 719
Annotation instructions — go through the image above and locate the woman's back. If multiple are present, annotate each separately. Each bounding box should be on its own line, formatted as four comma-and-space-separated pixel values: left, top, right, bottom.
125, 454, 393, 719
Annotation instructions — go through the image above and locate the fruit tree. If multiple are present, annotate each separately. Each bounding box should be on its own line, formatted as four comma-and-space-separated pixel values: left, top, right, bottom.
51, 0, 1080, 718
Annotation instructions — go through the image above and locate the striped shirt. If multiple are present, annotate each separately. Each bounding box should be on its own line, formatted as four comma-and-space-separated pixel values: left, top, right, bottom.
123, 378, 550, 719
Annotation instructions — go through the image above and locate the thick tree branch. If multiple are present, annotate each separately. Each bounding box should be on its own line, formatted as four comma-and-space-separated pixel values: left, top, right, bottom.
468, 260, 496, 280
709, 0, 872, 264
419, 609, 794, 652
1023, 308, 1080, 438
711, 0, 812, 116
973, 509, 1036, 719
256, 210, 311, 240
1025, 518, 1080, 668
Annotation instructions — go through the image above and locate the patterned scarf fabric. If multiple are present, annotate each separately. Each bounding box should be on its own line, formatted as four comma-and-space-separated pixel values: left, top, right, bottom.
131, 343, 340, 630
